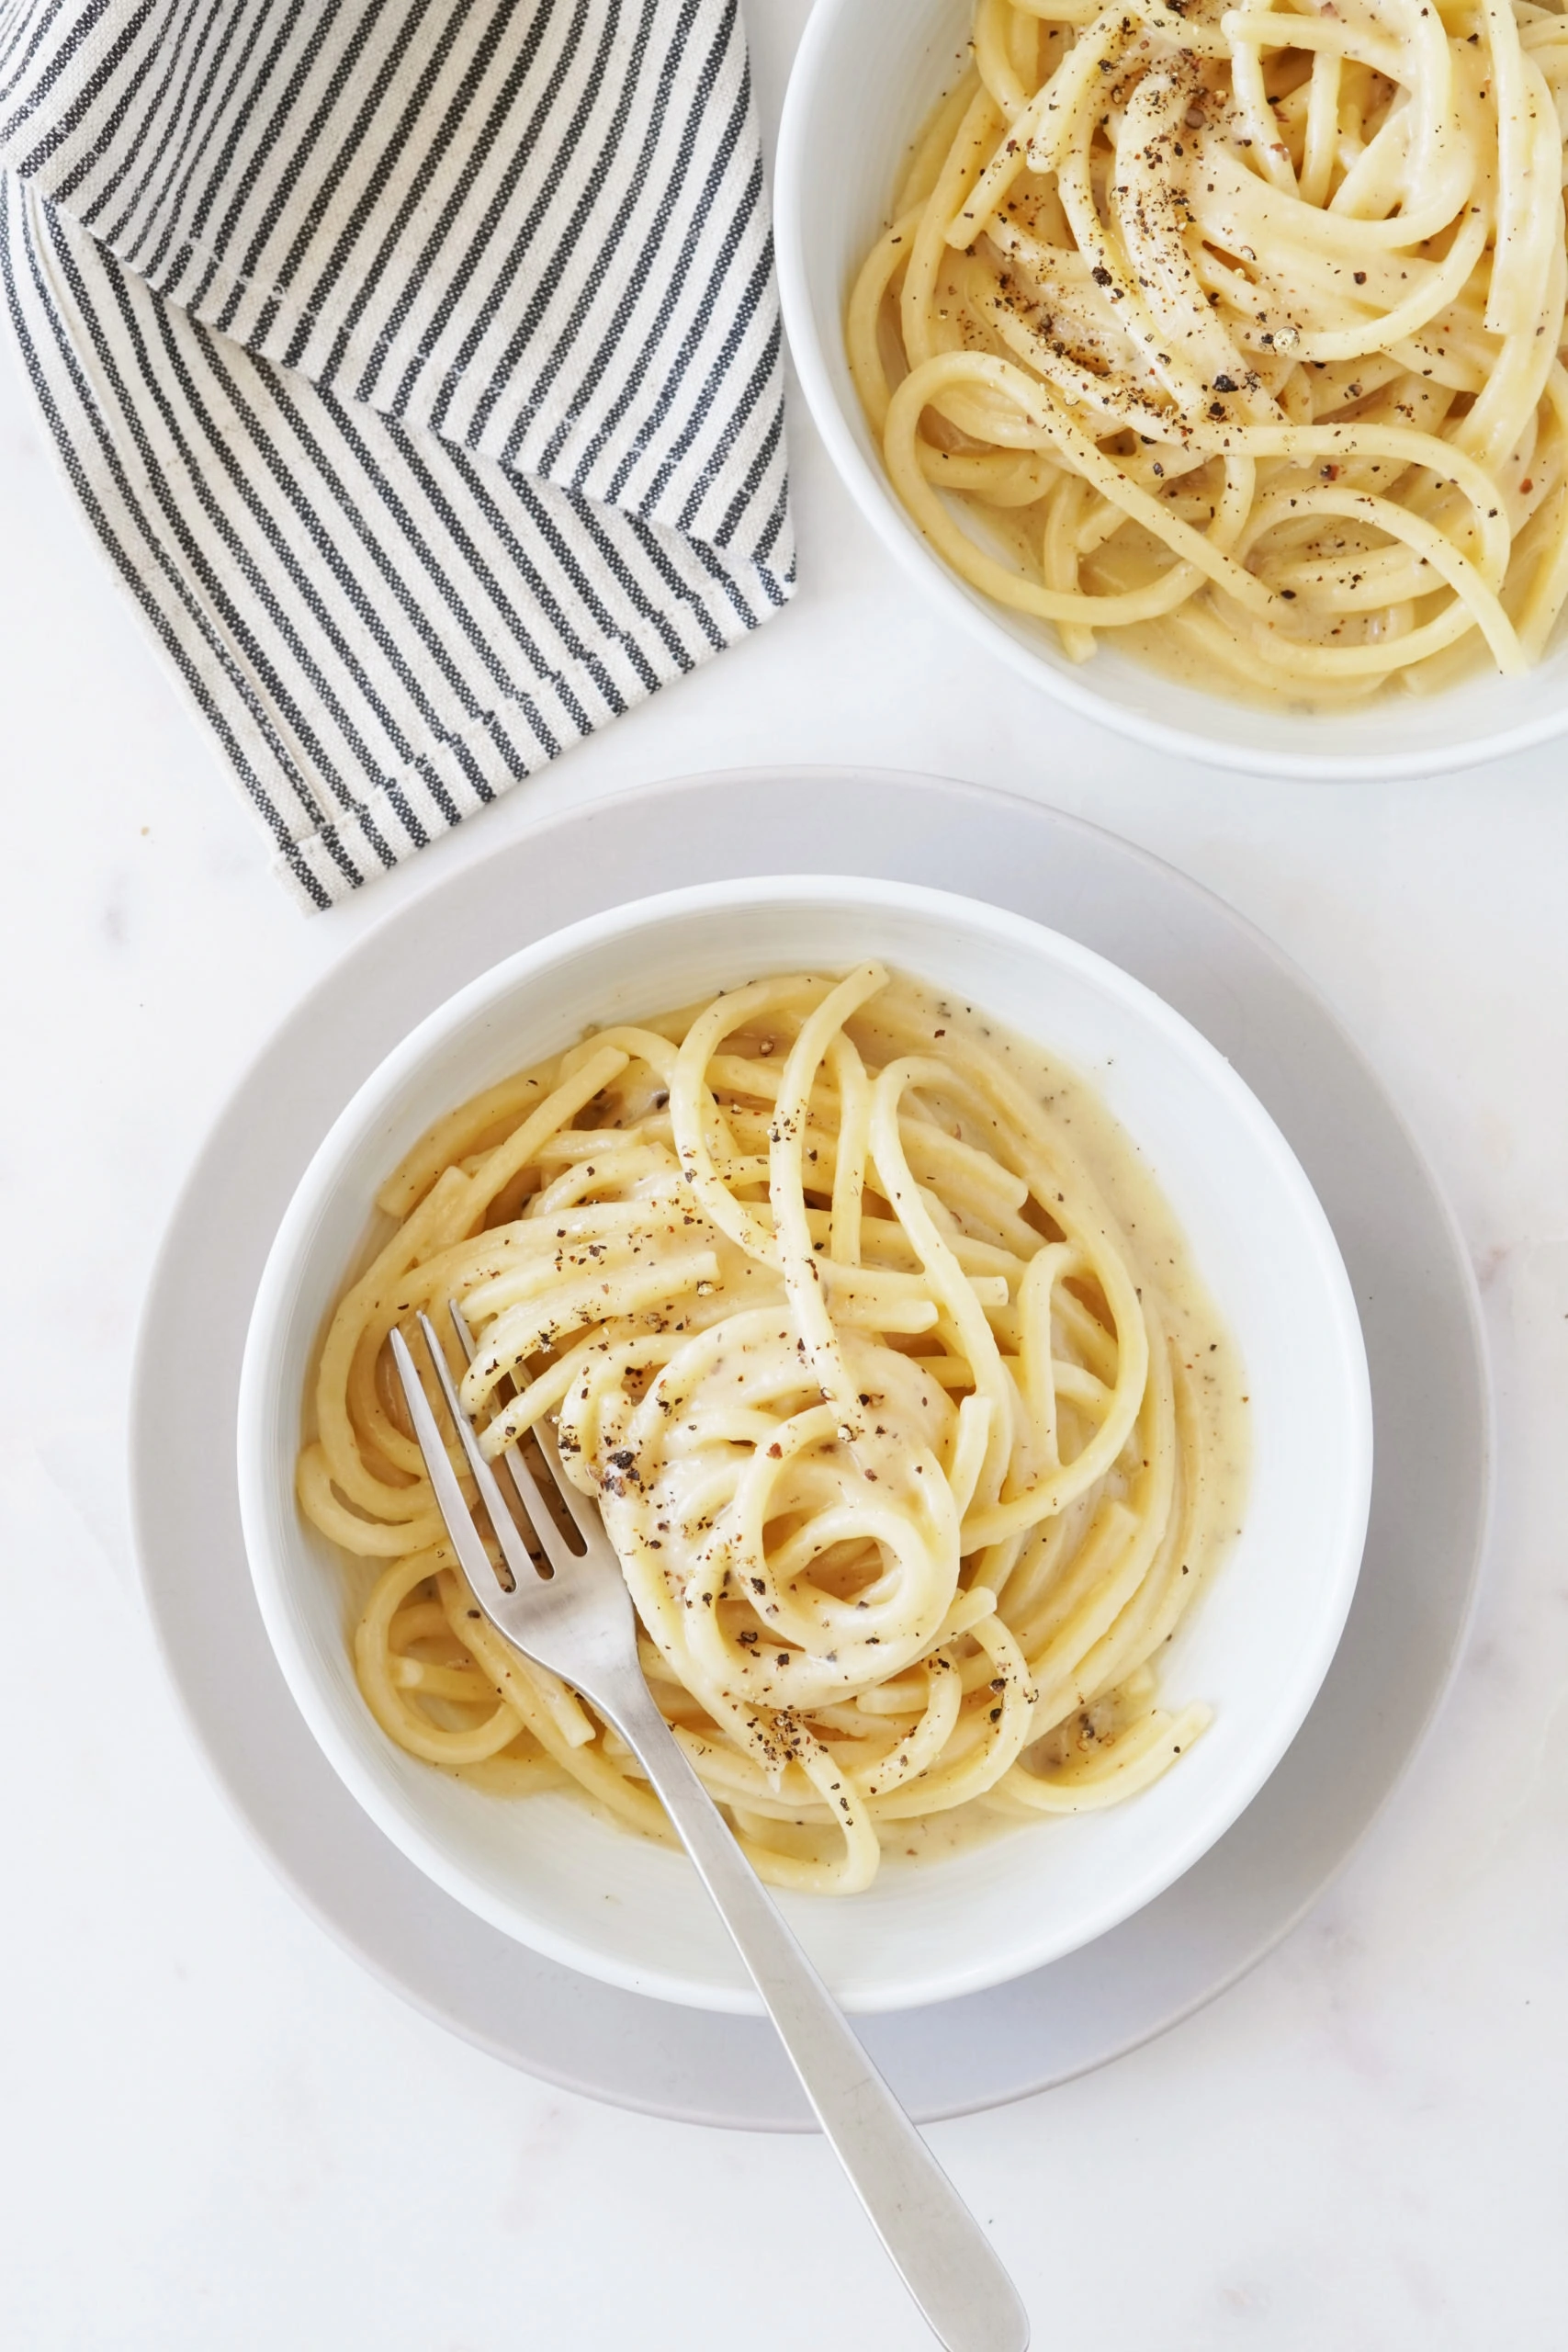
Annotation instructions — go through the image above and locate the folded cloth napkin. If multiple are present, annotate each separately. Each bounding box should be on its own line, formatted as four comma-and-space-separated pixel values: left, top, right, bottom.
0, 0, 794, 907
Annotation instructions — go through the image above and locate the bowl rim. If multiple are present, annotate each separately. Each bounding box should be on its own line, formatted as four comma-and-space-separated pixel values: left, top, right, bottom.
773, 0, 1568, 785
236, 872, 1374, 2013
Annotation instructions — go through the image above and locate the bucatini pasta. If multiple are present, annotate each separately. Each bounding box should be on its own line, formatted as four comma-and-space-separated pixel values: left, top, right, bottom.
299, 966, 1247, 1893
849, 0, 1568, 704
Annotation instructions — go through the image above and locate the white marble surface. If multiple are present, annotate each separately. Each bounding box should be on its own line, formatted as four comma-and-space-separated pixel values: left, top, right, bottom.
3, 6, 1565, 2343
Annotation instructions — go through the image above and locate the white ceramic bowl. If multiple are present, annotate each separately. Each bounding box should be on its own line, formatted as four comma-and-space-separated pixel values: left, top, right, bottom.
237, 876, 1372, 2014
774, 0, 1568, 781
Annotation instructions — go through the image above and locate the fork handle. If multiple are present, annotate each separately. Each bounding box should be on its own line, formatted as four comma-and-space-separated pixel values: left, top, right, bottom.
597, 1672, 1030, 2352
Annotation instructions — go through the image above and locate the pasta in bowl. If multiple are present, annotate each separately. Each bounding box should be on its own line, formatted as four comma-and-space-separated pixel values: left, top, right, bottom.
307, 966, 1242, 1894
776, 0, 1568, 775
238, 878, 1371, 2013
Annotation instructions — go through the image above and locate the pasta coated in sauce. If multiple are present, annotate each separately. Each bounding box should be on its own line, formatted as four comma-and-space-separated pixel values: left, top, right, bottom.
849, 0, 1568, 705
300, 967, 1246, 1893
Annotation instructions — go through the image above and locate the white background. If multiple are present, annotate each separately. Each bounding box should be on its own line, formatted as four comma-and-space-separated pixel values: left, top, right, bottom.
3, 4, 1565, 2343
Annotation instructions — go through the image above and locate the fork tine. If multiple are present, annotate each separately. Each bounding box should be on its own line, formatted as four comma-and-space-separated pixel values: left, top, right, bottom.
447, 1299, 604, 1550
530, 1412, 606, 1545
388, 1326, 513, 1600
412, 1313, 578, 1585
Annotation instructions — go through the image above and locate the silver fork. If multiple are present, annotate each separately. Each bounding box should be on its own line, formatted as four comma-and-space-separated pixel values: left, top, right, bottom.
389, 1306, 1029, 2352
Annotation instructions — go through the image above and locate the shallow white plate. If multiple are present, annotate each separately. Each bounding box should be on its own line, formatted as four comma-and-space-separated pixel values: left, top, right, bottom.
238, 876, 1371, 2014
130, 770, 1488, 2124
774, 0, 1568, 781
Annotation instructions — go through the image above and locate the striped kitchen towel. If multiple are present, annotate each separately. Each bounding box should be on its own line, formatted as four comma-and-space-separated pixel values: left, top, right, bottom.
0, 1, 793, 909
